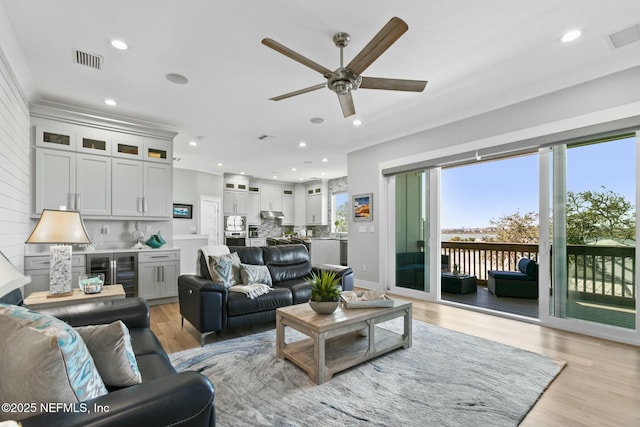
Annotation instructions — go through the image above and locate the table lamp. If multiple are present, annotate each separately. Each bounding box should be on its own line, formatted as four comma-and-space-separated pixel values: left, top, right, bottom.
0, 251, 31, 299
25, 209, 91, 297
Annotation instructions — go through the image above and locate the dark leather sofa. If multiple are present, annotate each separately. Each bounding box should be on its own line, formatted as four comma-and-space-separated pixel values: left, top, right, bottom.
178, 244, 354, 345
1, 290, 216, 427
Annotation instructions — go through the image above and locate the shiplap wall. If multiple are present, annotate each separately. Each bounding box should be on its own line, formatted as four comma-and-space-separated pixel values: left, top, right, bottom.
0, 48, 31, 272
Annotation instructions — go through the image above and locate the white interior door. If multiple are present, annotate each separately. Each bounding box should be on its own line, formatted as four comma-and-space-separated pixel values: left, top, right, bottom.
199, 195, 222, 245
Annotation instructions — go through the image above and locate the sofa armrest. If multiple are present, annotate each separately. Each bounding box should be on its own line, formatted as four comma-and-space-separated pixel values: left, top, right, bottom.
178, 274, 228, 294
178, 275, 228, 335
21, 371, 215, 427
312, 264, 354, 291
38, 297, 150, 329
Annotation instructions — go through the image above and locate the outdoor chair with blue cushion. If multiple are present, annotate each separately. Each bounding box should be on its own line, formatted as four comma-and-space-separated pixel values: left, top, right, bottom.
488, 257, 539, 299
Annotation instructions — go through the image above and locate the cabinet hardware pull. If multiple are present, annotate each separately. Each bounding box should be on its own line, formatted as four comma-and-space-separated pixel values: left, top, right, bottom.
137, 197, 143, 213
142, 197, 148, 213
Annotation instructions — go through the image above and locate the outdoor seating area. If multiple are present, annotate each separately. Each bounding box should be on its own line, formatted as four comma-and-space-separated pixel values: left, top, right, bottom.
488, 257, 539, 299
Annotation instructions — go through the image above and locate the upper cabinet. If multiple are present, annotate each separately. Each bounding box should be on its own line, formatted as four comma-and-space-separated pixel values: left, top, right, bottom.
223, 175, 249, 214
305, 180, 328, 225
282, 187, 295, 225
31, 105, 177, 219
260, 182, 282, 212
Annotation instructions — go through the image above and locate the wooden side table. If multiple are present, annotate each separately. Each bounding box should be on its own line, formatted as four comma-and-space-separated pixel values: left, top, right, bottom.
24, 284, 126, 310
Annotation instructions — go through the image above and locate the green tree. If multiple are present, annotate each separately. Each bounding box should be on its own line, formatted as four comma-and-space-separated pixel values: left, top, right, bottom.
334, 202, 348, 233
566, 186, 635, 244
490, 211, 539, 243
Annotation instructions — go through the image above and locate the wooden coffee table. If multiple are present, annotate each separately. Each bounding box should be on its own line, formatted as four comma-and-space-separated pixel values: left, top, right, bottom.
276, 300, 412, 384
24, 284, 126, 310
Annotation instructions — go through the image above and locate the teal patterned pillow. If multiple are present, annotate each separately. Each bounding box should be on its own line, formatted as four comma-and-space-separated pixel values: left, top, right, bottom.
75, 320, 142, 387
208, 252, 241, 288
240, 263, 273, 287
0, 304, 107, 420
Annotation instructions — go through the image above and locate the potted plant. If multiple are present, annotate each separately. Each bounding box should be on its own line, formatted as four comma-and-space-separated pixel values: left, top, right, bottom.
306, 270, 341, 314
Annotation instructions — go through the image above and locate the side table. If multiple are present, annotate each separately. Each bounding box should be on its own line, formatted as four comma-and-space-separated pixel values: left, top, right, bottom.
441, 274, 477, 294
24, 284, 126, 310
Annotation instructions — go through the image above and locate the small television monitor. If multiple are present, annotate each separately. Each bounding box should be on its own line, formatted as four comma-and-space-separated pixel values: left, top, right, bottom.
173, 203, 192, 219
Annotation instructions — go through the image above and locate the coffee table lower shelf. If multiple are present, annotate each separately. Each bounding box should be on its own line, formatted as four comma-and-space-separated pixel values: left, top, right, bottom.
276, 301, 412, 384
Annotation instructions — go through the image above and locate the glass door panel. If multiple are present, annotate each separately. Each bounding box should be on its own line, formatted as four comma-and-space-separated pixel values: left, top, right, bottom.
395, 171, 429, 291
552, 136, 636, 329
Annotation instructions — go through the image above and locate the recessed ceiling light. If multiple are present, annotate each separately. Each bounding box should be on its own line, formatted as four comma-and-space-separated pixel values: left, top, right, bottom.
189, 141, 198, 147
353, 119, 362, 126
166, 73, 189, 84
291, 167, 296, 171
310, 117, 325, 124
104, 98, 117, 106
322, 158, 328, 162
299, 177, 304, 181
110, 39, 129, 50
273, 175, 278, 179
298, 142, 307, 147
561, 29, 582, 43
217, 163, 223, 167
240, 172, 245, 175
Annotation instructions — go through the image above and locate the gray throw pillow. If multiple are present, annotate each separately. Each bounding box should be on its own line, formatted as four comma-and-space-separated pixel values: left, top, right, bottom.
208, 252, 242, 288
240, 263, 273, 287
75, 320, 142, 387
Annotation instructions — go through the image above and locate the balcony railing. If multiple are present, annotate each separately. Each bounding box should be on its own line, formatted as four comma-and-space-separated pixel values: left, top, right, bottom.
440, 241, 636, 303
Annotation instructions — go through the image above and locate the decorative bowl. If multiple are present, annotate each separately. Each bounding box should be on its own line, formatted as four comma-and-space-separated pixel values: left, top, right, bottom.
78, 274, 104, 294
309, 300, 339, 314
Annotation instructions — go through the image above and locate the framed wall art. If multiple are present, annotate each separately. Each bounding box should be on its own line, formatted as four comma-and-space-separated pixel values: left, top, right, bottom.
173, 203, 193, 219
353, 193, 373, 221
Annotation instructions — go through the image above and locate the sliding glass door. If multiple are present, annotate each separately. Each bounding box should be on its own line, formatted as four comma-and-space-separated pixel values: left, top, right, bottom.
551, 135, 637, 329
395, 171, 430, 292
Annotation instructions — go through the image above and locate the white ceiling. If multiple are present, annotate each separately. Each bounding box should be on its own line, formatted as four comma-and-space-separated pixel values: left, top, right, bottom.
3, 0, 640, 182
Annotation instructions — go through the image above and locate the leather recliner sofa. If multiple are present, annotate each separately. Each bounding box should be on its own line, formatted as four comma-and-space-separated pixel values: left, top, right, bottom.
0, 290, 216, 427
178, 244, 354, 345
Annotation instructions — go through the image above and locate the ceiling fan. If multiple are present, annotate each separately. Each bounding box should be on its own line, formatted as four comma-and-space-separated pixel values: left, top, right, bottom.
262, 17, 427, 118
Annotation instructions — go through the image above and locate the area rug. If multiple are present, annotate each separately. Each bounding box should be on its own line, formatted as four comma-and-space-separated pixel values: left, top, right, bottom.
169, 320, 565, 427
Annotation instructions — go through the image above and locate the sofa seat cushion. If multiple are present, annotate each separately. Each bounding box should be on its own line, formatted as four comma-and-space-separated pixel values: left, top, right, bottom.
135, 353, 176, 381
129, 328, 166, 356
488, 270, 535, 282
227, 287, 293, 317
274, 279, 312, 304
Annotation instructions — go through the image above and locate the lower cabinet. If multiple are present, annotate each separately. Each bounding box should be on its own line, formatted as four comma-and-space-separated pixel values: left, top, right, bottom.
23, 254, 86, 297
137, 250, 180, 300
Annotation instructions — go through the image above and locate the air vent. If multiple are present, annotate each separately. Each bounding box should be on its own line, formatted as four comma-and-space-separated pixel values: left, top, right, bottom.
609, 24, 640, 49
73, 49, 103, 70
257, 134, 273, 141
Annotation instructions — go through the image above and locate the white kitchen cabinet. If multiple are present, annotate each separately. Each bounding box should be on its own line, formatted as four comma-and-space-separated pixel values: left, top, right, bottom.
260, 183, 282, 212
112, 137, 172, 164
248, 237, 267, 247
309, 239, 341, 265
247, 187, 261, 224
305, 181, 328, 225
35, 125, 76, 151
112, 159, 172, 218
223, 190, 248, 214
138, 250, 180, 300
282, 188, 295, 225
35, 148, 111, 216
23, 254, 86, 297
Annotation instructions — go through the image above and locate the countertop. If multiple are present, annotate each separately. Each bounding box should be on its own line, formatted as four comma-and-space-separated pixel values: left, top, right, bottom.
25, 246, 181, 257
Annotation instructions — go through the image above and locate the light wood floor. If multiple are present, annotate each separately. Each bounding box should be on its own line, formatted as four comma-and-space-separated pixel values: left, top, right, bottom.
150, 295, 640, 427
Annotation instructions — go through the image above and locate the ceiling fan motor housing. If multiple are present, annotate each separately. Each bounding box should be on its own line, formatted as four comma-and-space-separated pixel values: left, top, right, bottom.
327, 68, 361, 94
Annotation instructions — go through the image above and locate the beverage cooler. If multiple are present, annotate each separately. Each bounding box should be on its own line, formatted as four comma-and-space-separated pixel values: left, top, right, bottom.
86, 252, 138, 298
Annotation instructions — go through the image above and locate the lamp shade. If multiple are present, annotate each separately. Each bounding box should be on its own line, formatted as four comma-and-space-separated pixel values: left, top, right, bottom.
25, 209, 91, 244
0, 251, 30, 298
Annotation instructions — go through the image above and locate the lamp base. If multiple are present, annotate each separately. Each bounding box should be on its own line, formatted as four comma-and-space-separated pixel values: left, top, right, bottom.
49, 245, 73, 296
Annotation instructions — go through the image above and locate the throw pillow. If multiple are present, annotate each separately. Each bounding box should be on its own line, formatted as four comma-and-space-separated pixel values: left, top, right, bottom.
240, 263, 273, 287
208, 252, 242, 288
0, 304, 107, 421
75, 320, 142, 387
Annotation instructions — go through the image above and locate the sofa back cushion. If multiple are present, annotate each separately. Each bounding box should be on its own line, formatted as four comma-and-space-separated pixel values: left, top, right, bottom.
228, 246, 265, 265
263, 245, 311, 283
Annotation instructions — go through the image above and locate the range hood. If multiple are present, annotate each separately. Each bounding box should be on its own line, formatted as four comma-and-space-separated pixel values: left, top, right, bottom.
260, 210, 285, 219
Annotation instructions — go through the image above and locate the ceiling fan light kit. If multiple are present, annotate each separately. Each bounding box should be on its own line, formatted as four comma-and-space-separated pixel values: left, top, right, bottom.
262, 17, 428, 118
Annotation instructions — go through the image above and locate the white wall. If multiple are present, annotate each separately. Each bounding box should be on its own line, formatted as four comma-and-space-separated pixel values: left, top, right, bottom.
347, 66, 640, 286
172, 167, 223, 235
0, 35, 31, 272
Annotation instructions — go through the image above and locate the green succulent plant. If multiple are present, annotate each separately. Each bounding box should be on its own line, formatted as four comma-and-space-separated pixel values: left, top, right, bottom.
306, 270, 341, 302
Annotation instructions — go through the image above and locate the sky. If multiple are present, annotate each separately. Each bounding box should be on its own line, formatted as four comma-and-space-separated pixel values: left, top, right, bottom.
440, 136, 636, 229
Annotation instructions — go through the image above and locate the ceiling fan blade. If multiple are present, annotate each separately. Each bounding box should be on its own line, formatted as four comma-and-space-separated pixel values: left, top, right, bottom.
262, 38, 332, 76
346, 17, 408, 75
337, 92, 356, 118
269, 83, 326, 101
360, 77, 427, 92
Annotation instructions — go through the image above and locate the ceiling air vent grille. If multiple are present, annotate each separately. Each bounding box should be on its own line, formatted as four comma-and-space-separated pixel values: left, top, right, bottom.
608, 24, 640, 49
73, 49, 103, 70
